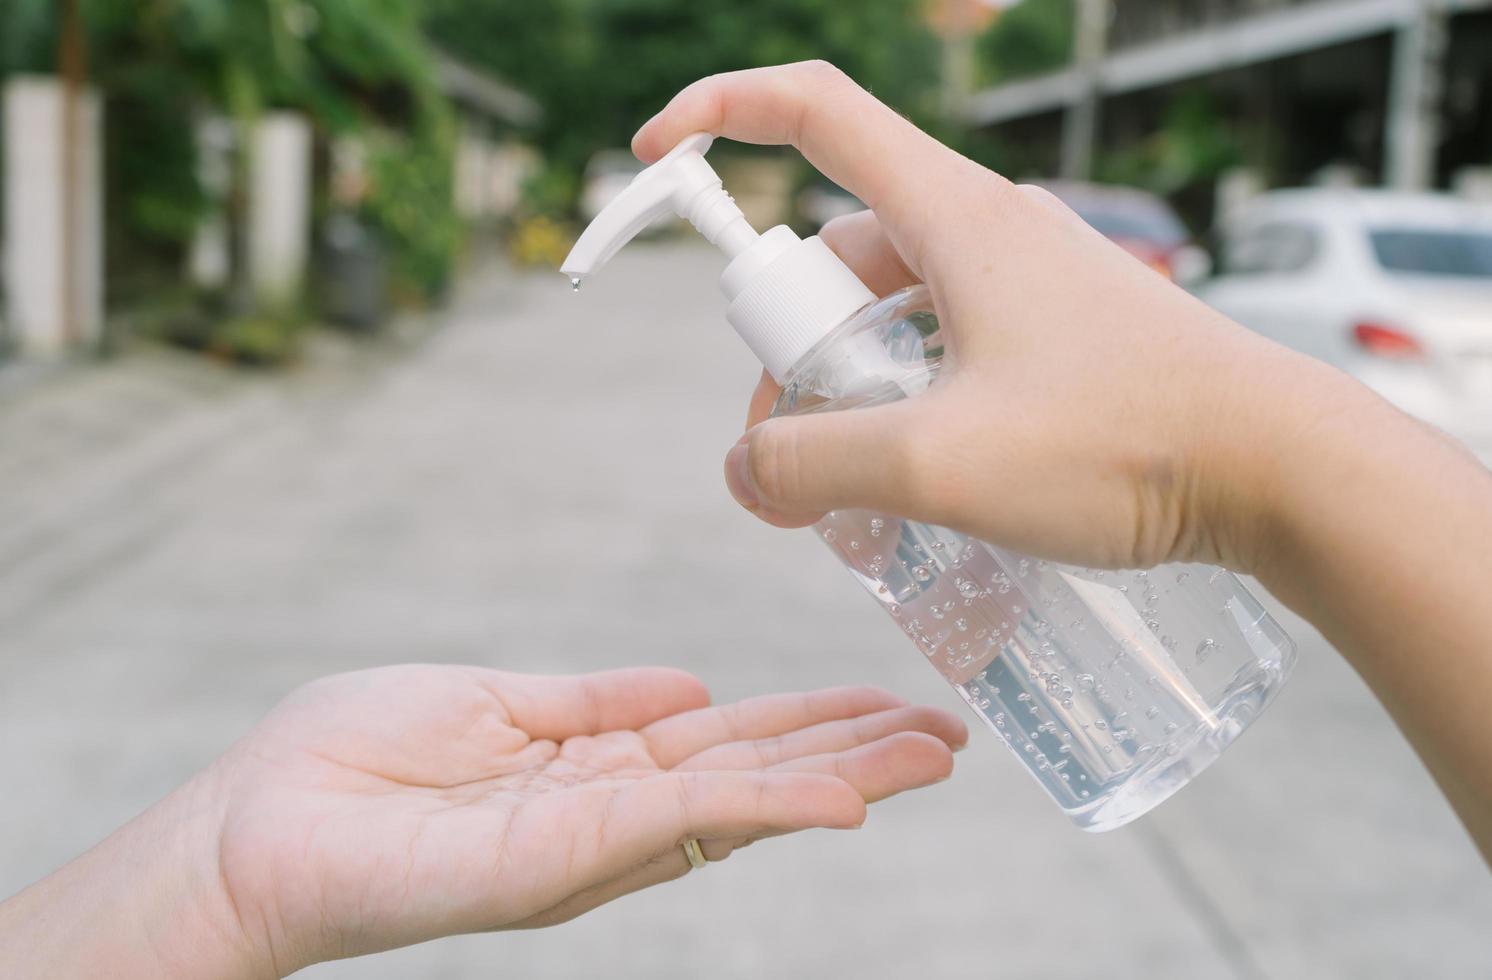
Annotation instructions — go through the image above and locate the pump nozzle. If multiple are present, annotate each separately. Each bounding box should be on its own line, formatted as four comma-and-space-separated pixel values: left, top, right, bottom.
563, 133, 877, 383
561, 133, 760, 282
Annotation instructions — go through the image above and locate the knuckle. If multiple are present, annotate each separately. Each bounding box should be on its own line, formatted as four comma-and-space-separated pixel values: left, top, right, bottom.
818, 210, 876, 251
796, 59, 850, 87
817, 209, 858, 243
1012, 182, 1076, 220
747, 423, 802, 508
1013, 183, 1058, 206
785, 61, 855, 148
673, 772, 703, 828
754, 733, 784, 768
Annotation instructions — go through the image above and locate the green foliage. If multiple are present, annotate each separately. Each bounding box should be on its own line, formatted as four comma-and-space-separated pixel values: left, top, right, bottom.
102, 57, 207, 262
210, 311, 305, 365
5, 0, 948, 307
1, 0, 461, 307
1098, 90, 1242, 194
424, 0, 942, 211
0, 0, 57, 73
975, 0, 1073, 85
364, 121, 459, 302
142, 289, 305, 365
521, 163, 582, 221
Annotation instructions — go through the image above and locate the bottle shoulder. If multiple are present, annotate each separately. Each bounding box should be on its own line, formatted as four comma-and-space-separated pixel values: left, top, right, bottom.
771, 284, 943, 418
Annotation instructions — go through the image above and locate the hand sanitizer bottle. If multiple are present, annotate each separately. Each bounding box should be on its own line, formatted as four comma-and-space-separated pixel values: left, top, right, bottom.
562, 134, 1295, 831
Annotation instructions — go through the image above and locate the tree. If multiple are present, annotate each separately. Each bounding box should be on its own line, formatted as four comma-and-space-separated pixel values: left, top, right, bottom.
1, 0, 458, 309
975, 0, 1073, 85
423, 0, 942, 212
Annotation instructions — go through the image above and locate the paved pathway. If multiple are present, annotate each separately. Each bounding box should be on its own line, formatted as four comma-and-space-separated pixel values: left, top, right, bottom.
2, 244, 1488, 978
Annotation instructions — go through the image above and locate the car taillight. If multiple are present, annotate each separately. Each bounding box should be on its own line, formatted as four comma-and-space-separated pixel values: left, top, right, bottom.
1114, 239, 1175, 280
1352, 321, 1424, 360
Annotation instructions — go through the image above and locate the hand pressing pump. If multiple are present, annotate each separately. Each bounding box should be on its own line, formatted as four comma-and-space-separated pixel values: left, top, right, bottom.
565, 133, 1296, 832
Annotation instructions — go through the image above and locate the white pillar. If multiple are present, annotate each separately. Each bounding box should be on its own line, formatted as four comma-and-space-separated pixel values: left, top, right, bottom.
3, 76, 103, 356
248, 111, 312, 309
1386, 0, 1447, 190
1061, 0, 1109, 181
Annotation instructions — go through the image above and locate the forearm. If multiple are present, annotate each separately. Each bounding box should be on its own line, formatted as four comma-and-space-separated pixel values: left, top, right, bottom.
0, 769, 266, 979
1253, 360, 1492, 862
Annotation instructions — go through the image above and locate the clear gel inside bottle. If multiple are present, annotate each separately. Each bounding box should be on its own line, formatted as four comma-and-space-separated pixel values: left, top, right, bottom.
772, 285, 1297, 832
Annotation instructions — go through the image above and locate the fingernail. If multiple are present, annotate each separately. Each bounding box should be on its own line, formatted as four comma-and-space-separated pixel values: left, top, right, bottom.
952, 741, 968, 753
724, 440, 758, 509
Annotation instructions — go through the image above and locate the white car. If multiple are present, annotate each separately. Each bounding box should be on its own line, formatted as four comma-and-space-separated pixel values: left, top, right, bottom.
1198, 189, 1492, 449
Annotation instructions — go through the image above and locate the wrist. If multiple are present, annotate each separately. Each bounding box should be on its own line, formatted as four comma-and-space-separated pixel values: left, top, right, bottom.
1179, 334, 1363, 579
1218, 348, 1460, 607
0, 765, 271, 980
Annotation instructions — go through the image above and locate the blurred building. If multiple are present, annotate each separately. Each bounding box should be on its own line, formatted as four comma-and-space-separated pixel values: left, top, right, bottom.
929, 0, 1003, 114
1, 42, 538, 361
437, 50, 543, 223
965, 0, 1492, 213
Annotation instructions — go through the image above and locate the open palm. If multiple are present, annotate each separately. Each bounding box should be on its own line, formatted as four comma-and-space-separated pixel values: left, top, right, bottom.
210, 665, 965, 972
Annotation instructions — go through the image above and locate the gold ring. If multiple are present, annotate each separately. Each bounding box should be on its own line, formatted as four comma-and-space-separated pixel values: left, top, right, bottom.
682, 838, 706, 870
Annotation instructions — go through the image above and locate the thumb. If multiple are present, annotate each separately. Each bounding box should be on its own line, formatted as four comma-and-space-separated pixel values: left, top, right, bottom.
724, 399, 926, 528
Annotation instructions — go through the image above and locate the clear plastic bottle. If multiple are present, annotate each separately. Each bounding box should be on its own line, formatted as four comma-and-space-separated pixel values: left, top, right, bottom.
562, 131, 1296, 831
773, 285, 1296, 831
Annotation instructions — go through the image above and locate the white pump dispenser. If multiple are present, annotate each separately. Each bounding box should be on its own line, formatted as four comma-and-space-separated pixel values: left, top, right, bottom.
561, 133, 876, 383
563, 132, 1298, 833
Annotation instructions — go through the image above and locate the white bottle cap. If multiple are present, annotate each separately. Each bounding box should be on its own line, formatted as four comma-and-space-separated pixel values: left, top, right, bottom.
561, 134, 875, 382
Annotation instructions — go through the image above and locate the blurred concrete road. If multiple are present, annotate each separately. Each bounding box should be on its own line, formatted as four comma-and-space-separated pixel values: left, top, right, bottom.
1, 244, 1489, 979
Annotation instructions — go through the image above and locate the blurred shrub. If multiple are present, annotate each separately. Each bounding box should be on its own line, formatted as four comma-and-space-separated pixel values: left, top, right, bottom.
424, 0, 942, 216
509, 216, 575, 269
364, 121, 459, 304
143, 290, 305, 366
521, 162, 582, 221
975, 0, 1073, 85
2, 0, 460, 314
0, 0, 58, 73
206, 311, 305, 366
1098, 91, 1243, 194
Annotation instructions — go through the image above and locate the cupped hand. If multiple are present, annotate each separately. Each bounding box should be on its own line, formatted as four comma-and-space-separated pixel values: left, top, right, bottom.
634, 61, 1346, 574
209, 665, 965, 974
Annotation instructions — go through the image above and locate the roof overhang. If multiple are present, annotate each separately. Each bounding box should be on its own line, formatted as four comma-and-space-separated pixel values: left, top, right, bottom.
964, 0, 1492, 126
433, 50, 542, 127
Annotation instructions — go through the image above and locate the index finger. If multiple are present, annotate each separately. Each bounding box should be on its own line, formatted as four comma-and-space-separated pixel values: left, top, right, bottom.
631, 61, 966, 262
